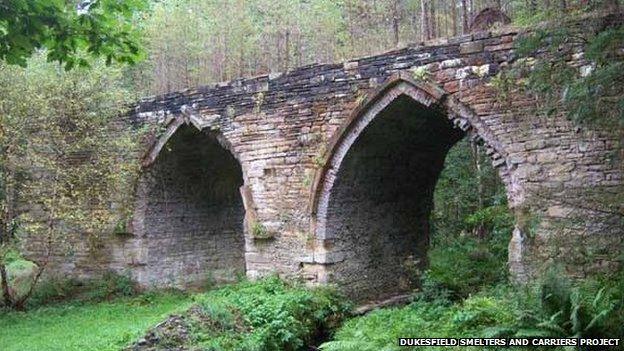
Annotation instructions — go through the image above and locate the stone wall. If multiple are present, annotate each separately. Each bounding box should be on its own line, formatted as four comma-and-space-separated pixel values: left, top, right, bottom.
128, 126, 245, 288
23, 13, 624, 301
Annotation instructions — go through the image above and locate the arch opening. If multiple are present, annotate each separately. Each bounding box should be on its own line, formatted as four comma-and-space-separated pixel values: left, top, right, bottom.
138, 125, 246, 288
319, 94, 464, 300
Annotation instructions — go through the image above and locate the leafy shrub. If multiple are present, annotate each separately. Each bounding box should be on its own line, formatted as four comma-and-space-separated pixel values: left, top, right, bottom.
426, 205, 512, 299
426, 237, 504, 298
488, 270, 624, 342
27, 271, 138, 308
83, 272, 137, 301
154, 276, 351, 351
514, 25, 624, 130
321, 300, 449, 351
321, 291, 517, 351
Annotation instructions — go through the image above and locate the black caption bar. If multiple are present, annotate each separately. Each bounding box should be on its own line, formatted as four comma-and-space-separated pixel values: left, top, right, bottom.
398, 338, 621, 347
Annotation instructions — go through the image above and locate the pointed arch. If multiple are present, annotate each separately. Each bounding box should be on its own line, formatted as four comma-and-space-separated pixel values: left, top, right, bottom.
129, 107, 253, 288
302, 73, 519, 301
310, 73, 512, 240
141, 105, 234, 169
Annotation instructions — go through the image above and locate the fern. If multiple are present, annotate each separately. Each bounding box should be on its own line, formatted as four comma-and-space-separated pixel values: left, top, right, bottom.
514, 328, 553, 338
320, 340, 376, 351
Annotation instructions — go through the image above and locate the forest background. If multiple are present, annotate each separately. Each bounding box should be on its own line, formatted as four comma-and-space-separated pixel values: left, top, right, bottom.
1, 1, 623, 350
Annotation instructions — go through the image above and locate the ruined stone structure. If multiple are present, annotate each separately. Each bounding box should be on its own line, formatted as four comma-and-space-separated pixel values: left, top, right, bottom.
26, 14, 623, 301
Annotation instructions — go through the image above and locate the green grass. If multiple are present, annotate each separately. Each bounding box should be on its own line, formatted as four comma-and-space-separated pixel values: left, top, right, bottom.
0, 293, 192, 351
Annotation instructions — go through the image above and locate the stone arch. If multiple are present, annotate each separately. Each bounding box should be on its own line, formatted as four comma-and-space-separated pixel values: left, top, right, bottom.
128, 110, 251, 288
307, 74, 520, 300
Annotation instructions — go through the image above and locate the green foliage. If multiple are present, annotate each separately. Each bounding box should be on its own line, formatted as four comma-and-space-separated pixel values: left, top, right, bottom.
432, 139, 507, 241
426, 207, 512, 299
489, 270, 624, 340
322, 291, 516, 351
24, 272, 138, 308
154, 276, 352, 351
0, 54, 145, 308
251, 221, 272, 239
428, 140, 512, 299
0, 0, 145, 69
324, 272, 624, 351
464, 205, 514, 234
410, 65, 431, 81
514, 24, 624, 129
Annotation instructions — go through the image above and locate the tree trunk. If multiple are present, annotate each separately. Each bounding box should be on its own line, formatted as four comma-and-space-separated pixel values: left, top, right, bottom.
468, 0, 475, 22
276, 33, 282, 73
421, 0, 430, 40
429, 0, 437, 38
470, 140, 486, 239
392, 0, 401, 47
0, 157, 16, 308
1, 264, 12, 307
14, 264, 46, 311
461, 0, 469, 34
451, 0, 458, 36
284, 29, 290, 71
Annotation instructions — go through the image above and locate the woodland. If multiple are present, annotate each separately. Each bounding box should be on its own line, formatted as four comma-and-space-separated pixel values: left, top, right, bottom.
0, 0, 623, 350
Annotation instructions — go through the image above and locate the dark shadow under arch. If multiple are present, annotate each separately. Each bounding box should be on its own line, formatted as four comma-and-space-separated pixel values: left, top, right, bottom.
309, 76, 514, 301
137, 125, 246, 288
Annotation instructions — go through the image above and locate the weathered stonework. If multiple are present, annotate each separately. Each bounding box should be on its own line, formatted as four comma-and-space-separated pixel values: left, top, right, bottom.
128, 126, 246, 287
24, 14, 624, 301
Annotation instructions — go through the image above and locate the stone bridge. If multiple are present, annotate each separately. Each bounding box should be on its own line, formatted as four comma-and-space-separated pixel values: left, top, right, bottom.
33, 15, 624, 301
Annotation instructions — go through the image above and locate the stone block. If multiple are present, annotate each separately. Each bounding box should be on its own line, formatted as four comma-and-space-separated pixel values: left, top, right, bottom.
460, 40, 485, 54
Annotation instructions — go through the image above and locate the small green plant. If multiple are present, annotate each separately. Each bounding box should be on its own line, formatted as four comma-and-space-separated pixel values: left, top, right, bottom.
253, 91, 265, 114
515, 206, 540, 239
251, 222, 271, 239
313, 154, 326, 167
225, 105, 236, 118
302, 171, 313, 187
354, 92, 367, 106
113, 218, 132, 236
203, 271, 217, 290
489, 70, 518, 106
410, 65, 430, 81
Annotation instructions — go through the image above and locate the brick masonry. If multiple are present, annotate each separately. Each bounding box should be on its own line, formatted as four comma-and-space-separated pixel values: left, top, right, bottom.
24, 14, 624, 301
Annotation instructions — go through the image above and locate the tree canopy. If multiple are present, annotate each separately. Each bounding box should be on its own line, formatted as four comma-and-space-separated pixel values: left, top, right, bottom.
0, 0, 145, 69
